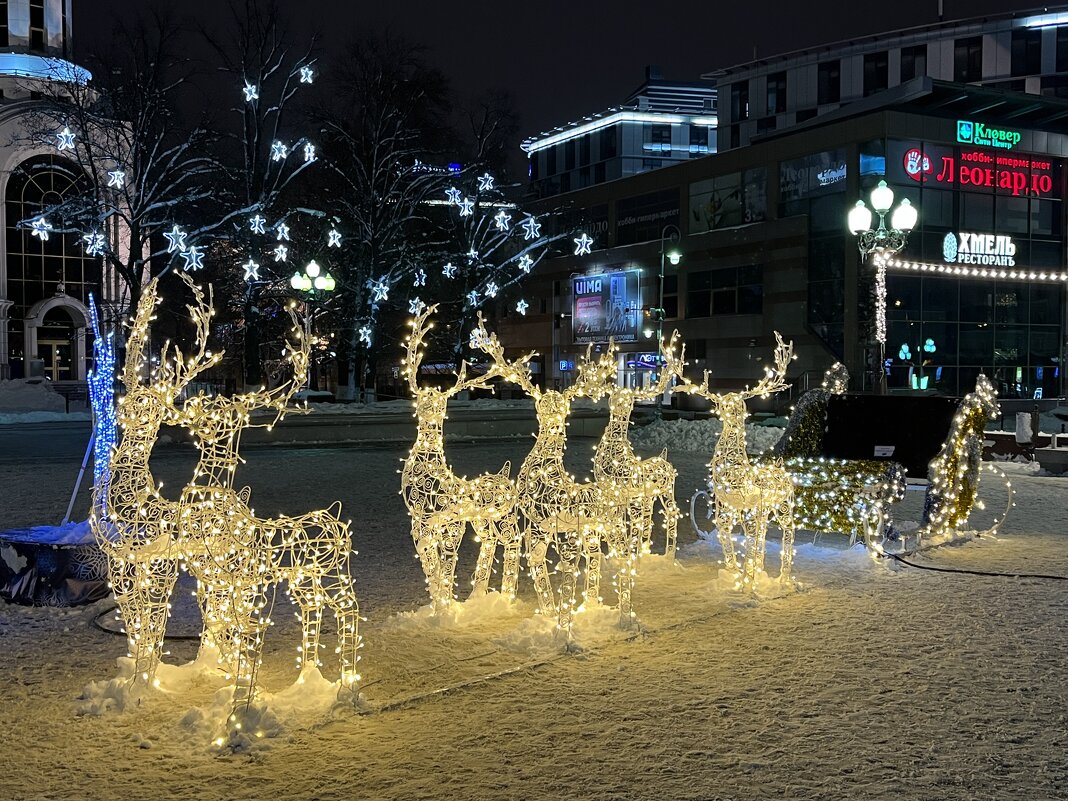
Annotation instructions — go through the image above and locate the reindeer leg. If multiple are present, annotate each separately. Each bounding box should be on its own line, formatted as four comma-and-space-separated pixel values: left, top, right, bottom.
327, 566, 362, 696
290, 578, 324, 674
581, 517, 603, 611
436, 522, 463, 609
557, 535, 580, 638
778, 492, 796, 585
525, 524, 556, 616
469, 520, 496, 598
498, 512, 522, 600
660, 488, 680, 558
715, 505, 740, 579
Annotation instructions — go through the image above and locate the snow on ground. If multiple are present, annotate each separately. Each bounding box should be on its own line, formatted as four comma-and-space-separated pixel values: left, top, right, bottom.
0, 433, 1066, 800
0, 378, 91, 424
631, 415, 784, 455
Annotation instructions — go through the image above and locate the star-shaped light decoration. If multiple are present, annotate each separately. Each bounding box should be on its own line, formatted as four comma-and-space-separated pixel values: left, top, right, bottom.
271, 140, 288, 161
442, 262, 457, 279
179, 245, 205, 271
327, 228, 342, 247
516, 299, 529, 315
56, 126, 75, 151
521, 216, 541, 240
276, 223, 290, 241
243, 259, 260, 281
30, 217, 53, 241
358, 325, 372, 347
573, 232, 594, 256
469, 327, 487, 349
477, 172, 494, 192
82, 231, 106, 256
467, 248, 479, 261
494, 209, 512, 232
249, 214, 266, 234
413, 268, 427, 287
445, 186, 462, 204
458, 197, 474, 217
466, 290, 479, 307
300, 65, 315, 84
518, 254, 534, 273
370, 278, 389, 303
303, 143, 316, 163
408, 297, 425, 315
485, 281, 499, 298
273, 244, 288, 262
163, 224, 187, 253
107, 169, 125, 188
243, 82, 259, 102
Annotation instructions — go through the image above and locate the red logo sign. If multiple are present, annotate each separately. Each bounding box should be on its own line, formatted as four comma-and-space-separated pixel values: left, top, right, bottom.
903, 148, 932, 182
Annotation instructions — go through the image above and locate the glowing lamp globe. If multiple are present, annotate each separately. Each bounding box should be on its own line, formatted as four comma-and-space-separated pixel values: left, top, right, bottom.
891, 198, 918, 231
848, 201, 873, 234
290, 272, 303, 290
667, 250, 682, 266
870, 180, 894, 213
323, 273, 336, 292
306, 260, 321, 278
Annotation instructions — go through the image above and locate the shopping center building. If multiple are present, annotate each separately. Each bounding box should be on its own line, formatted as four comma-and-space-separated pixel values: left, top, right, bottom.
501, 8, 1068, 399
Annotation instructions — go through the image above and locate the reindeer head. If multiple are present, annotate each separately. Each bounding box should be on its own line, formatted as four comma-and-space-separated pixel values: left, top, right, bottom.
620, 330, 686, 414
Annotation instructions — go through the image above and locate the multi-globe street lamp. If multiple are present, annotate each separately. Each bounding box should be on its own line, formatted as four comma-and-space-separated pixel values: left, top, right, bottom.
289, 259, 336, 391
848, 180, 918, 394
647, 223, 682, 417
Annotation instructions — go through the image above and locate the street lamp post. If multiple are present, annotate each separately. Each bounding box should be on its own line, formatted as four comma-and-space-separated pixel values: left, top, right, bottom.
650, 224, 682, 417
289, 259, 336, 391
848, 180, 918, 394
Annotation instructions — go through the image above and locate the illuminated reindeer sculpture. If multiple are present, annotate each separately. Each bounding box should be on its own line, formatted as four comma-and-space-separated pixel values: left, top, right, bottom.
589, 332, 685, 559
680, 334, 797, 591
92, 277, 219, 691
473, 320, 628, 632
399, 305, 520, 609
171, 290, 360, 709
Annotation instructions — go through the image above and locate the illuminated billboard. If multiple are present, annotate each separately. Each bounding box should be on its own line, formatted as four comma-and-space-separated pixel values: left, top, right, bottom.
572, 269, 642, 344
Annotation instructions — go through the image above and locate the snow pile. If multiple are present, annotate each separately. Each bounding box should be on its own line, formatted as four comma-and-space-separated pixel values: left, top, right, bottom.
0, 378, 66, 413
630, 416, 784, 455
0, 520, 94, 546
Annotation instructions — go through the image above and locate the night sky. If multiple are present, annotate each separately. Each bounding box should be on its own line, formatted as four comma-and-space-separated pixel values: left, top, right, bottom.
76, 0, 1043, 142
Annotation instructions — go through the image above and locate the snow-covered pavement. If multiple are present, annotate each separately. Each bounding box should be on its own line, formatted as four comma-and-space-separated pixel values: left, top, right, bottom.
0, 436, 1065, 801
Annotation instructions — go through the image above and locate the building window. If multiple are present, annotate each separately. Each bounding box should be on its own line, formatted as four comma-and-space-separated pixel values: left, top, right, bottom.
756, 116, 776, 134
817, 60, 840, 104
685, 266, 763, 317
796, 108, 818, 123
600, 126, 617, 159
564, 140, 576, 171
863, 51, 889, 96
663, 274, 679, 319
546, 146, 557, 176
578, 166, 590, 188
594, 162, 605, 184
900, 44, 927, 82
954, 36, 983, 83
767, 72, 787, 114
688, 124, 710, 155
579, 134, 591, 167
29, 0, 43, 50
730, 81, 749, 121
1011, 28, 1042, 77
0, 1, 8, 48
1058, 27, 1068, 73
559, 172, 570, 193
642, 158, 662, 170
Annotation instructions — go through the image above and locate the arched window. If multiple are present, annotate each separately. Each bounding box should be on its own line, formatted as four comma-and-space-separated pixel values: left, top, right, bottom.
5, 154, 100, 377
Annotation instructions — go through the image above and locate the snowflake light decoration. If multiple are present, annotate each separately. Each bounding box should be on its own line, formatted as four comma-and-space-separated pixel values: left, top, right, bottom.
573, 233, 594, 256
300, 65, 315, 83
518, 254, 534, 273
328, 229, 342, 248
243, 82, 259, 102
276, 223, 290, 241
163, 225, 187, 253
371, 278, 389, 303
249, 214, 266, 235
303, 143, 317, 163
359, 325, 372, 347
271, 140, 288, 161
442, 262, 457, 279
83, 231, 106, 256
467, 248, 479, 261
273, 244, 288, 262
56, 126, 75, 151
521, 216, 541, 240
107, 169, 126, 188
485, 281, 499, 298
408, 297, 425, 315
515, 299, 529, 315
445, 186, 462, 204
477, 173, 494, 192
30, 217, 53, 241
413, 268, 427, 287
458, 197, 474, 217
466, 290, 479, 307
494, 210, 512, 232
243, 259, 260, 281
179, 245, 205, 271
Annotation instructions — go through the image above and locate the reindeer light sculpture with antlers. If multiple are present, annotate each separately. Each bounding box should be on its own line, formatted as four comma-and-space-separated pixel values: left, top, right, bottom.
399, 305, 521, 609
589, 332, 685, 559
472, 318, 629, 633
680, 333, 798, 592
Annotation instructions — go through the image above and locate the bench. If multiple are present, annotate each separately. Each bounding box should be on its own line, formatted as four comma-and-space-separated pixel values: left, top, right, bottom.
770, 371, 1003, 551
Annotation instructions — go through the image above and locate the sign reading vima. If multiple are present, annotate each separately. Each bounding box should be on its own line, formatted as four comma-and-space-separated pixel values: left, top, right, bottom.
956, 120, 1021, 150
573, 269, 642, 344
942, 232, 1017, 267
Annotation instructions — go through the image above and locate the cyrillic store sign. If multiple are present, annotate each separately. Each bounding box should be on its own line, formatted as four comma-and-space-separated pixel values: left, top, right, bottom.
956, 120, 1021, 150
942, 232, 1016, 267
572, 269, 642, 344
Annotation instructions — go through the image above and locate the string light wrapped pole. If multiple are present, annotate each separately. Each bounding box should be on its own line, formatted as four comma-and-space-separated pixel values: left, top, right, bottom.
289, 259, 337, 391
848, 180, 918, 395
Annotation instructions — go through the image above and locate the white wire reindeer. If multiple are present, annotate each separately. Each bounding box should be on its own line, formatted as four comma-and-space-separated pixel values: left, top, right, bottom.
588, 332, 685, 559
473, 319, 628, 632
399, 305, 520, 609
681, 334, 797, 591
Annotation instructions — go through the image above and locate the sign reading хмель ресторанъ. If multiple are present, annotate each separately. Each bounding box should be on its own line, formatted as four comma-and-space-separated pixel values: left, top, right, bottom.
956, 120, 1021, 150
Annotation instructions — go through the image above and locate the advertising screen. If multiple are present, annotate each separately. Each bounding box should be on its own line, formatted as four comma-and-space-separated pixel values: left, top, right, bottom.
572, 269, 642, 344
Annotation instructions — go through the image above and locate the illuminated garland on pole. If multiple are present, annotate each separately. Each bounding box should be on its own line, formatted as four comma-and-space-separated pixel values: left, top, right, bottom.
399, 305, 521, 609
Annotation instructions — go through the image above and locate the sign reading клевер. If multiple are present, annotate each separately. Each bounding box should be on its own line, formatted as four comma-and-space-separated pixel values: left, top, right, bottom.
572, 269, 642, 344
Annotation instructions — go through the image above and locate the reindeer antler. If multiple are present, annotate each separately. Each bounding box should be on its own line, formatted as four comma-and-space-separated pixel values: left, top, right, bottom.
402, 303, 438, 396
633, 330, 685, 402
472, 313, 540, 399
567, 341, 618, 402
122, 278, 161, 389
158, 272, 222, 395
741, 331, 793, 400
